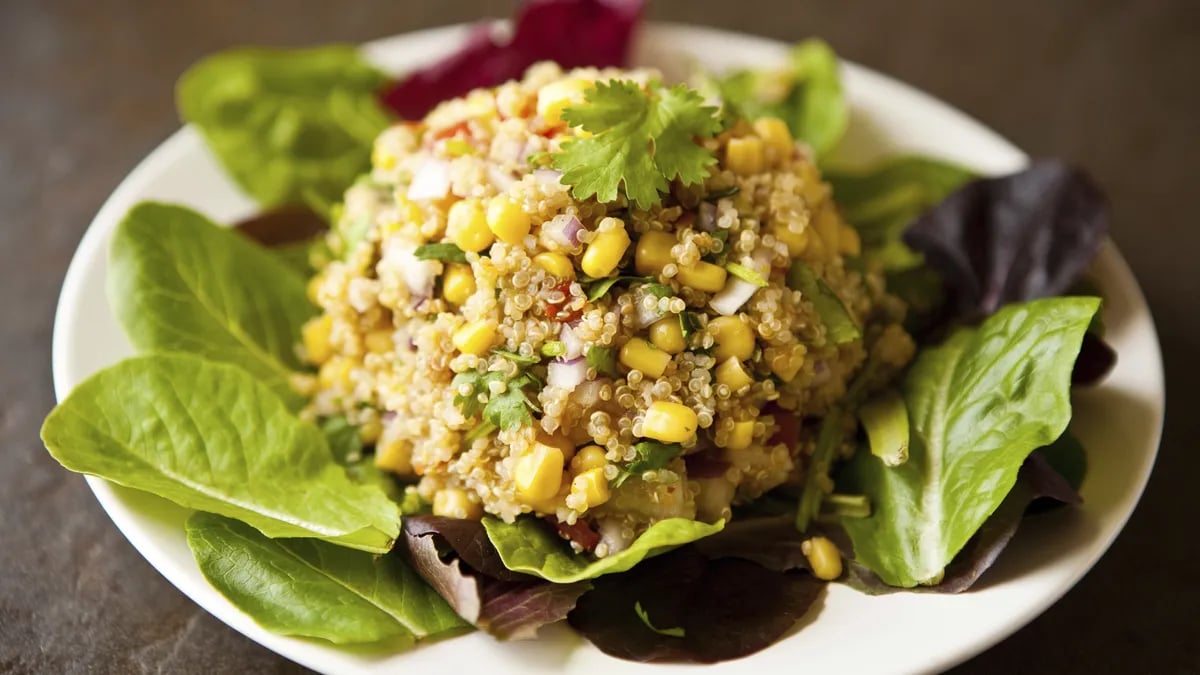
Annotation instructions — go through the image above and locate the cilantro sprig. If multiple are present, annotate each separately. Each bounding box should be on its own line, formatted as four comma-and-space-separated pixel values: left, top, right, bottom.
553, 80, 722, 210
613, 441, 683, 487
452, 368, 541, 431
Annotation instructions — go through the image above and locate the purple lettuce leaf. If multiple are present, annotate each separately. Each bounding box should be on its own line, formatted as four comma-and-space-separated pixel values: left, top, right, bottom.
839, 451, 1080, 594
902, 159, 1108, 321
1073, 331, 1118, 385
380, 0, 644, 120
400, 516, 589, 640
567, 546, 823, 663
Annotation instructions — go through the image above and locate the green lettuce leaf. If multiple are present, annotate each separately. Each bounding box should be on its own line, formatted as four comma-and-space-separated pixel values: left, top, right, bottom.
826, 156, 976, 270
41, 354, 401, 553
482, 516, 724, 583
786, 260, 860, 344
838, 297, 1099, 586
177, 45, 391, 206
187, 512, 466, 645
108, 202, 316, 407
716, 40, 847, 158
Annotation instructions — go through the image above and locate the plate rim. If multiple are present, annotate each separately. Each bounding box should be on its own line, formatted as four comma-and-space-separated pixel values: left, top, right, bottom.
49, 20, 1165, 675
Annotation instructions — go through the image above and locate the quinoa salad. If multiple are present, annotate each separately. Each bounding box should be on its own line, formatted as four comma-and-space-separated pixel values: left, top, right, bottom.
299, 63, 914, 558
43, 3, 1112, 662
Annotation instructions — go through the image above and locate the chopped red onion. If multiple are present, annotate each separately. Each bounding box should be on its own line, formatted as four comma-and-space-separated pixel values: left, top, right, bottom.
571, 378, 606, 407
548, 357, 588, 391
632, 286, 665, 328
560, 323, 585, 359
487, 165, 516, 191
533, 168, 565, 186
545, 214, 584, 248
407, 159, 451, 200
709, 277, 758, 316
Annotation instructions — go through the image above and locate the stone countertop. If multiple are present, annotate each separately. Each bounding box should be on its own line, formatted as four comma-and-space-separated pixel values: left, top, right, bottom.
2, 0, 1196, 672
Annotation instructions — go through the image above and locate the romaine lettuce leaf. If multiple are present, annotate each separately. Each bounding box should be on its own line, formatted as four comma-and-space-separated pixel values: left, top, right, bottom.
108, 202, 316, 407
483, 516, 724, 583
187, 512, 465, 645
41, 354, 401, 553
838, 297, 1099, 586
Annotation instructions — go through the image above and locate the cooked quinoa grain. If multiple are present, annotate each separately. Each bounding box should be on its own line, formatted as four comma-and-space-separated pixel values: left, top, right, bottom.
301, 63, 912, 556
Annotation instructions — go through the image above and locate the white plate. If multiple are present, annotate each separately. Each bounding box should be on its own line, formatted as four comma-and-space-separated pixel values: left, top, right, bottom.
51, 22, 1164, 675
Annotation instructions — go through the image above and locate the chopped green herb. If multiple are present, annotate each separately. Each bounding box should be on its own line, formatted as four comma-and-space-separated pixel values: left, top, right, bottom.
463, 420, 498, 444
540, 341, 566, 358
821, 493, 872, 519
414, 242, 468, 264
614, 441, 683, 487
584, 275, 651, 301
495, 349, 540, 366
703, 185, 740, 202
725, 262, 768, 287
787, 260, 861, 343
586, 346, 619, 378
483, 371, 540, 431
679, 311, 702, 338
703, 229, 731, 264
554, 80, 723, 209
634, 601, 685, 638
526, 151, 552, 167
643, 282, 674, 298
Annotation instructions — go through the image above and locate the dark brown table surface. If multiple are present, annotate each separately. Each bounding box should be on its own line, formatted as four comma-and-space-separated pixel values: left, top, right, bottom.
3, 1, 1197, 672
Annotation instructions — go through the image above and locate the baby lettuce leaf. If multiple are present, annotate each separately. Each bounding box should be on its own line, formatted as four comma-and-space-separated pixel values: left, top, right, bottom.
177, 45, 390, 206
787, 261, 860, 344
826, 156, 976, 270
380, 0, 643, 120
838, 297, 1098, 587
567, 546, 823, 662
483, 516, 724, 583
108, 202, 316, 407
840, 451, 1082, 594
186, 512, 465, 644
401, 516, 589, 640
715, 40, 847, 158
41, 354, 402, 553
903, 160, 1109, 321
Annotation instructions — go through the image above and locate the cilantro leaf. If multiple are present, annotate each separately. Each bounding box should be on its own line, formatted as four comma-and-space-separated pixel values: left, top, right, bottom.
679, 311, 702, 338
495, 349, 540, 366
451, 370, 486, 419
586, 346, 620, 378
583, 275, 651, 301
614, 441, 683, 487
414, 242, 468, 263
554, 80, 722, 210
643, 282, 674, 298
483, 371, 540, 431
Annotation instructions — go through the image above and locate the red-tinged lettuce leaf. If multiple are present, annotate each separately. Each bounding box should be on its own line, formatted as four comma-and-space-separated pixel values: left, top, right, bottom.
400, 516, 588, 640
380, 0, 644, 120
902, 160, 1108, 321
567, 546, 823, 663
838, 451, 1081, 594
693, 516, 811, 573
1073, 331, 1118, 385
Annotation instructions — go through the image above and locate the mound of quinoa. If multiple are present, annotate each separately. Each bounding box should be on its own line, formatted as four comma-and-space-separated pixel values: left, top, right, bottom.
299, 62, 914, 557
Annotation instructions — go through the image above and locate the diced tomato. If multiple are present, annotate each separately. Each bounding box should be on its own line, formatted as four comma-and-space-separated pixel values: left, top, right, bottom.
544, 281, 583, 322
548, 516, 601, 551
431, 121, 472, 141
764, 402, 799, 452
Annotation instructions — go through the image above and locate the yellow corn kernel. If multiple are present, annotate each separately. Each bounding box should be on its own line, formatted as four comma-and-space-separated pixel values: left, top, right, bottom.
374, 438, 414, 475
725, 136, 765, 175
725, 419, 756, 450
802, 536, 843, 580
580, 218, 630, 278
640, 401, 698, 443
798, 161, 827, 207
464, 90, 498, 119
384, 196, 424, 235
634, 230, 676, 275
372, 142, 396, 171
648, 317, 686, 354
317, 356, 353, 389
838, 223, 862, 257
533, 252, 575, 279
537, 78, 593, 126
715, 357, 755, 391
359, 417, 382, 444
771, 343, 808, 382
537, 433, 577, 463
813, 206, 841, 255
433, 488, 483, 520
708, 316, 755, 361
514, 443, 565, 502
571, 468, 611, 509
447, 199, 494, 252
676, 261, 727, 293
452, 320, 497, 356
301, 314, 334, 365
619, 338, 671, 378
753, 116, 794, 157
486, 195, 532, 244
570, 445, 608, 473
772, 221, 809, 257
364, 329, 393, 355
443, 264, 476, 305
306, 274, 324, 304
